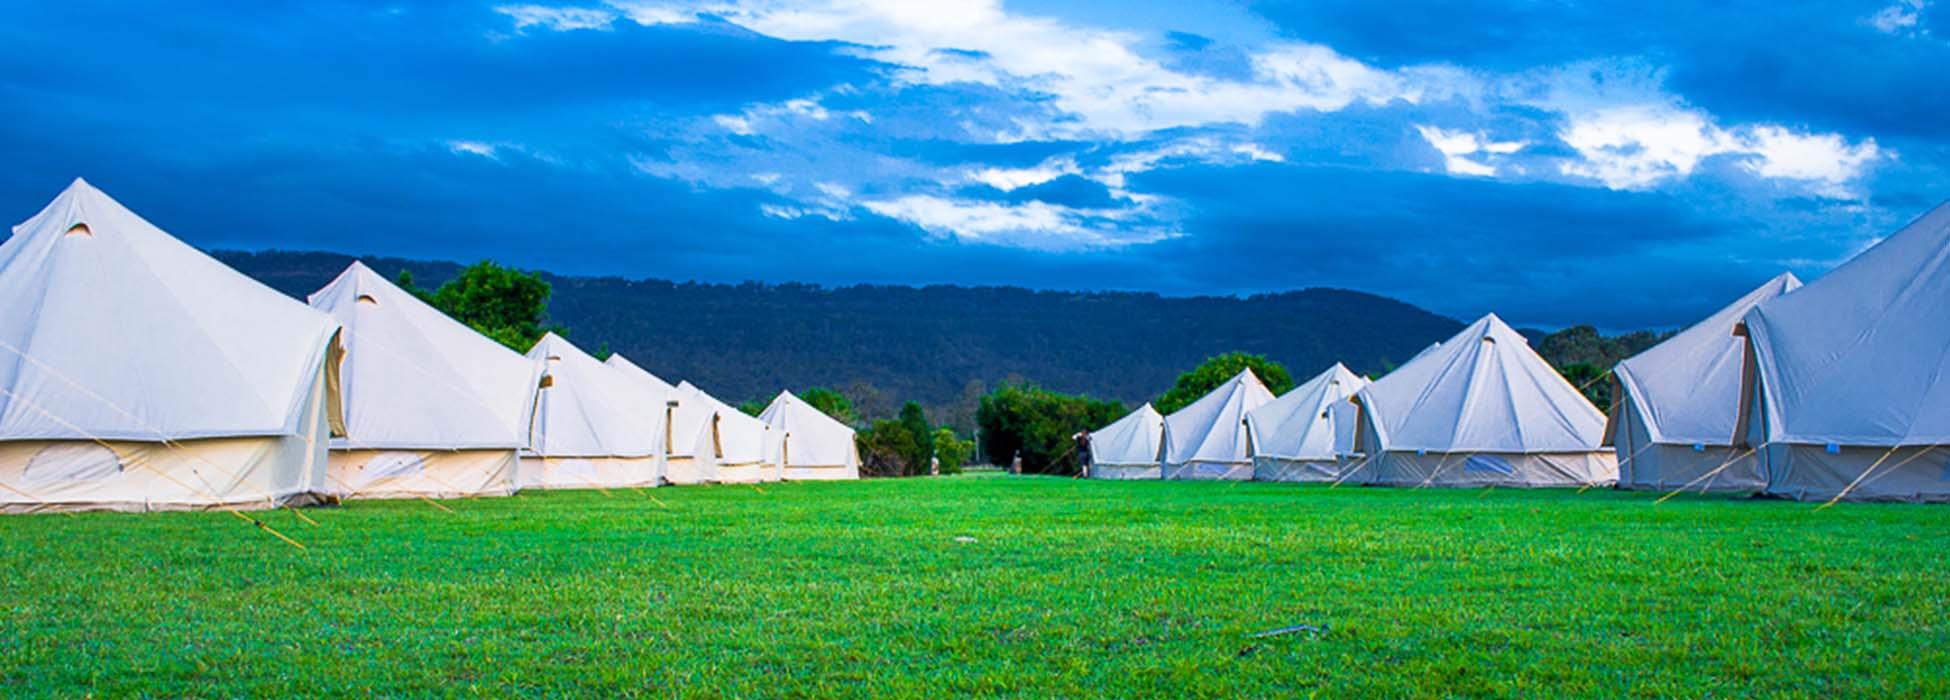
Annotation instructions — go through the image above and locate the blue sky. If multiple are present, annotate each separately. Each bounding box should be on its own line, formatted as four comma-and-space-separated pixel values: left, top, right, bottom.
3, 0, 1946, 330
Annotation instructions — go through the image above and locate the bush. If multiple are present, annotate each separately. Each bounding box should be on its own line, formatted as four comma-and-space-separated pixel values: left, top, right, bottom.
933, 427, 973, 475
857, 402, 939, 477
976, 382, 1125, 475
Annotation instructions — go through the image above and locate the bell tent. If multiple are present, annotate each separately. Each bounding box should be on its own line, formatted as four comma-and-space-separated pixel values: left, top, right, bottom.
758, 391, 861, 481
1161, 369, 1275, 480
0, 179, 344, 512
1351, 314, 1616, 488
524, 334, 662, 489
678, 380, 778, 484
1087, 403, 1164, 480
1244, 363, 1369, 482
604, 355, 719, 485
1608, 273, 1800, 493
309, 262, 540, 499
1736, 202, 1950, 502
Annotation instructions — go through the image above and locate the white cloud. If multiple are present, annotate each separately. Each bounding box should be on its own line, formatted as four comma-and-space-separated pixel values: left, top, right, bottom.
712, 114, 754, 135
494, 4, 618, 31
1868, 1, 1927, 34
968, 160, 1079, 191
626, 0, 1425, 139
447, 140, 501, 159
1740, 127, 1882, 195
1414, 125, 1525, 177
860, 195, 1172, 250
1554, 105, 1879, 194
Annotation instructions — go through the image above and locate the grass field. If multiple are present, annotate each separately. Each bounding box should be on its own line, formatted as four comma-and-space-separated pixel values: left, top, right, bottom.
3, 475, 1947, 697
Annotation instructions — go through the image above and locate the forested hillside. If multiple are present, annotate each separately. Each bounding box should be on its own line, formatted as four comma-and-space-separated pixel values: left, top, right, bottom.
216, 250, 1663, 430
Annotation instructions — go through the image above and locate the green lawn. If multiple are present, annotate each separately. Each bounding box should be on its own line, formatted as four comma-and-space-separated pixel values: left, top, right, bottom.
3, 475, 1947, 697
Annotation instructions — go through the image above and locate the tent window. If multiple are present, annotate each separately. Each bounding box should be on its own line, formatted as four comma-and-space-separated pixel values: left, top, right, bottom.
64, 223, 92, 238
355, 294, 380, 307
22, 443, 123, 485
546, 355, 563, 365
1463, 454, 1515, 475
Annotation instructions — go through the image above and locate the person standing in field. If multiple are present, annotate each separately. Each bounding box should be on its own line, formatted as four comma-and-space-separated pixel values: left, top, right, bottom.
1073, 430, 1092, 477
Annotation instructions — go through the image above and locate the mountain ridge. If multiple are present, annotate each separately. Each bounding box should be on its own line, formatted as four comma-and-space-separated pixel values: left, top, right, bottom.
212, 249, 1597, 429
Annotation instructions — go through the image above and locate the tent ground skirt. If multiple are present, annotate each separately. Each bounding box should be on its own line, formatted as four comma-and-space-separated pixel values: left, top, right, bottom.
783, 464, 858, 480
1162, 460, 1251, 481
1089, 463, 1160, 480
1253, 457, 1358, 483
1761, 443, 1950, 503
1615, 444, 1762, 493
664, 456, 710, 485
715, 461, 766, 484
0, 374, 332, 514
328, 449, 519, 499
1367, 450, 1617, 488
519, 455, 660, 490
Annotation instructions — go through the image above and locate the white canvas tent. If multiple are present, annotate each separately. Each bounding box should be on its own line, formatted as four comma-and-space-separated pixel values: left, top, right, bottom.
1352, 314, 1616, 488
1087, 403, 1163, 480
1608, 273, 1800, 493
524, 334, 662, 489
758, 391, 861, 480
0, 179, 343, 513
1736, 202, 1950, 502
604, 355, 717, 485
309, 262, 541, 499
678, 380, 778, 484
1162, 369, 1275, 480
1245, 363, 1369, 482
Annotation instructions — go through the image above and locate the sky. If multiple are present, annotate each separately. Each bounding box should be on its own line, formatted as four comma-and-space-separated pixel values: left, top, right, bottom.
3, 0, 1947, 330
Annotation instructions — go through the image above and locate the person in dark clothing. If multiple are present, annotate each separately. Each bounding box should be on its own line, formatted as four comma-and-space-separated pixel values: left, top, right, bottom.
1073, 431, 1092, 476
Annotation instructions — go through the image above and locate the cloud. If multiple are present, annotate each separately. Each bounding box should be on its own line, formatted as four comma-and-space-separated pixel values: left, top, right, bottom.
860, 195, 1173, 250
1868, 1, 1927, 34
968, 160, 1080, 191
1414, 125, 1522, 177
495, 4, 619, 32
611, 0, 1432, 139
446, 140, 501, 159
1554, 105, 1881, 195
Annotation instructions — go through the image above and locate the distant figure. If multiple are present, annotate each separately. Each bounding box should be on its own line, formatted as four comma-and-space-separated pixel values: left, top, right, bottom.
1010, 451, 1022, 475
1073, 431, 1092, 477
929, 455, 940, 476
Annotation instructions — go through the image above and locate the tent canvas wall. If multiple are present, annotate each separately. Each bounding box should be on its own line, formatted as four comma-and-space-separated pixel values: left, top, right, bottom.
1245, 363, 1369, 482
758, 391, 861, 481
524, 334, 662, 489
309, 262, 541, 499
678, 380, 777, 484
0, 179, 343, 513
1162, 369, 1275, 480
1608, 273, 1799, 494
1352, 314, 1616, 488
1737, 202, 1950, 502
604, 355, 716, 485
1088, 403, 1163, 480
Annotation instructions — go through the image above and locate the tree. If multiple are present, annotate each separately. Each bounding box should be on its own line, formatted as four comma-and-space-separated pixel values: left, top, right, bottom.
1557, 362, 1614, 413
737, 398, 767, 417
858, 417, 925, 477
896, 402, 935, 471
799, 386, 859, 426
976, 381, 1125, 475
1154, 352, 1295, 414
932, 427, 973, 475
422, 260, 564, 352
